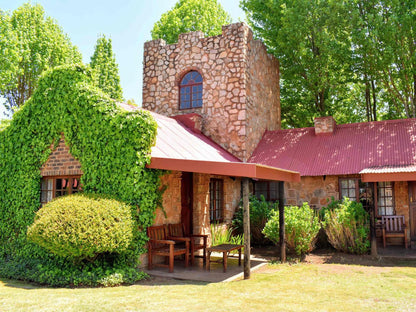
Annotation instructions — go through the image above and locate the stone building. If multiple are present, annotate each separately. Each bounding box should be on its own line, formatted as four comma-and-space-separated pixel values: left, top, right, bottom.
37, 23, 416, 253
141, 23, 287, 240
142, 22, 416, 249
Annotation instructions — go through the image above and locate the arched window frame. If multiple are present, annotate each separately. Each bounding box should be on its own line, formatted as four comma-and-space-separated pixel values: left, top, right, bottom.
179, 71, 203, 110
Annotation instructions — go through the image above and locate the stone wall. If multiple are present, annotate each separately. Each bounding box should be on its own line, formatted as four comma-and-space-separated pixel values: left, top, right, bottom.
153, 172, 241, 232
394, 181, 410, 241
153, 171, 182, 226
245, 36, 280, 158
285, 177, 411, 243
142, 23, 280, 161
284, 175, 339, 209
40, 135, 82, 177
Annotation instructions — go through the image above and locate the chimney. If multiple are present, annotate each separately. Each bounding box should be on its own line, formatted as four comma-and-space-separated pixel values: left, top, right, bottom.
314, 116, 336, 136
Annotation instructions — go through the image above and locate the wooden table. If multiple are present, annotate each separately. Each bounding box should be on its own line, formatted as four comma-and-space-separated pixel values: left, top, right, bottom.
206, 244, 244, 272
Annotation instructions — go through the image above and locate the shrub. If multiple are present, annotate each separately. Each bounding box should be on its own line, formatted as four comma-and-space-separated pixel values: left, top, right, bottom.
27, 194, 134, 261
0, 64, 162, 286
232, 195, 277, 245
263, 203, 320, 256
321, 197, 370, 254
211, 223, 244, 245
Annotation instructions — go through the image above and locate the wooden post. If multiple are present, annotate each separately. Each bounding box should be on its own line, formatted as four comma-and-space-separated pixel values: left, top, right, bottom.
243, 177, 250, 279
279, 181, 286, 262
370, 205, 378, 257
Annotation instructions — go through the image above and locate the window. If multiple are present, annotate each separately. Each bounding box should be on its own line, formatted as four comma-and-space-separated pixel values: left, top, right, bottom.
254, 181, 279, 202
339, 178, 394, 216
179, 71, 202, 109
377, 182, 394, 216
340, 179, 357, 199
209, 179, 223, 222
41, 176, 81, 206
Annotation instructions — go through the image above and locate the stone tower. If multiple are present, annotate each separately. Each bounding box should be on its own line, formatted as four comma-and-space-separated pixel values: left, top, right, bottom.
142, 23, 280, 161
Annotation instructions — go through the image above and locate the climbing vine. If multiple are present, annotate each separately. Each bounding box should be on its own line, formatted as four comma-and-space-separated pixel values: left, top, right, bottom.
0, 64, 163, 286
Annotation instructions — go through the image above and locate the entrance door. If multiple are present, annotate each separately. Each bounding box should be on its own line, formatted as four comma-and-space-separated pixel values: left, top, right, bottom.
181, 172, 193, 235
409, 182, 416, 240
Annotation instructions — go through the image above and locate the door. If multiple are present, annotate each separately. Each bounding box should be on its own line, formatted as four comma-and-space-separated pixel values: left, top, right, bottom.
181, 172, 193, 235
409, 181, 416, 240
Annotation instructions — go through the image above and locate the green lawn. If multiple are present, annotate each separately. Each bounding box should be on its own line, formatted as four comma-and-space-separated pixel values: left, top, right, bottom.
1, 262, 416, 312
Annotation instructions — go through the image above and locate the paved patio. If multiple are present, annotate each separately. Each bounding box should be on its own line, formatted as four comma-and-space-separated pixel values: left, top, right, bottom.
143, 253, 268, 283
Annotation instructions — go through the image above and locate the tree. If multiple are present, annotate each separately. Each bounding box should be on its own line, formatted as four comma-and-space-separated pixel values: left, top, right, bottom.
90, 35, 123, 101
151, 0, 232, 44
241, 0, 354, 128
0, 3, 81, 112
242, 0, 416, 127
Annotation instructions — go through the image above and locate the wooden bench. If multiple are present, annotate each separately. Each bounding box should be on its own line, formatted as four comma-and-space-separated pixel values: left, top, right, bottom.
382, 215, 408, 249
147, 225, 190, 273
168, 223, 208, 265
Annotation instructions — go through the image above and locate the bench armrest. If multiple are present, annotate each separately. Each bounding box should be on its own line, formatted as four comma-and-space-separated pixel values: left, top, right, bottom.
167, 236, 191, 242
190, 234, 208, 238
149, 239, 175, 245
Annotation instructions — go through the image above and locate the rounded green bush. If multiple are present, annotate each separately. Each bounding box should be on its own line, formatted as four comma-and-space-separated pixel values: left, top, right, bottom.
263, 202, 320, 256
27, 194, 134, 261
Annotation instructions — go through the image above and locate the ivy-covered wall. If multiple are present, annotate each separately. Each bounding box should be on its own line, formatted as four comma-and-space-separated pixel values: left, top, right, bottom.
0, 64, 163, 286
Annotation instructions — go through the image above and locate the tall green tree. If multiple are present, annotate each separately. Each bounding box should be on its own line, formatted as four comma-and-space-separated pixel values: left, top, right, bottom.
376, 0, 416, 119
242, 0, 416, 127
0, 3, 81, 112
90, 35, 123, 101
241, 0, 355, 128
151, 0, 232, 44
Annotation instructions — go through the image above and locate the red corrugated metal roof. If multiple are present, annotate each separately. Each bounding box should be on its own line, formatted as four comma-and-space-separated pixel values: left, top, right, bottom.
117, 102, 300, 182
249, 119, 416, 176
149, 111, 240, 163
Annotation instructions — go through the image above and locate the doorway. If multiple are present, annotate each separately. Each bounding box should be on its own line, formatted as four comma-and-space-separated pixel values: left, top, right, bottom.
181, 172, 193, 235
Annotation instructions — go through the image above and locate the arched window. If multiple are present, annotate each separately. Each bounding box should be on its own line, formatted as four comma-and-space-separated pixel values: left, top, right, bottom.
179, 71, 203, 109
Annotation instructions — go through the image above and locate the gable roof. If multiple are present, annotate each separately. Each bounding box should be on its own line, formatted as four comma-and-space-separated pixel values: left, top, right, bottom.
117, 102, 300, 182
249, 118, 416, 178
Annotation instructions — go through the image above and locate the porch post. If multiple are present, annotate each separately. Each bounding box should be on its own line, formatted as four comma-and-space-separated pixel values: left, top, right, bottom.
279, 181, 286, 262
242, 177, 250, 279
370, 205, 378, 256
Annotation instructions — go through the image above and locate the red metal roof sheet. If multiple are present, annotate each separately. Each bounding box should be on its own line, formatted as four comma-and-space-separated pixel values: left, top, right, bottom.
117, 102, 300, 182
249, 119, 416, 176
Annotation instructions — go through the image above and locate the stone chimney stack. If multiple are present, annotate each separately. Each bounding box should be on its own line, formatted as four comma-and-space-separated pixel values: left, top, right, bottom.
314, 116, 336, 136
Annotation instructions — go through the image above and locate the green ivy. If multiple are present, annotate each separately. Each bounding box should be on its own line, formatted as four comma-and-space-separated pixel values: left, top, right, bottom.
0, 64, 164, 286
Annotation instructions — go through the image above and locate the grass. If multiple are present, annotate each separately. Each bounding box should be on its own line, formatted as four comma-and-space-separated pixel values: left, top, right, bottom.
1, 262, 416, 311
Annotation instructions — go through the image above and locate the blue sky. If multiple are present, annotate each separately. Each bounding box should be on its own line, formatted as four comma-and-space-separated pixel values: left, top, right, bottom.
0, 0, 245, 117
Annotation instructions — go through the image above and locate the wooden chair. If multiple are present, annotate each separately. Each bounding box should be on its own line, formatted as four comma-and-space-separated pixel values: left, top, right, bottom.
168, 223, 208, 265
147, 225, 190, 273
382, 215, 408, 249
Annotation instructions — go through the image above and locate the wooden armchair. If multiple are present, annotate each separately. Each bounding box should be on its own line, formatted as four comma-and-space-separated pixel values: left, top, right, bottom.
147, 225, 190, 273
168, 223, 208, 265
382, 215, 408, 249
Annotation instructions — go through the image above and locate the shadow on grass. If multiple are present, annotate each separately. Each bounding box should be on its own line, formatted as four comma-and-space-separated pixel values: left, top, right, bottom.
252, 245, 416, 268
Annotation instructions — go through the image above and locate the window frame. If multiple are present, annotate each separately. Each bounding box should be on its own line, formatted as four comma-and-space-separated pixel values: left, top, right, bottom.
40, 175, 82, 206
179, 71, 203, 110
209, 178, 224, 223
